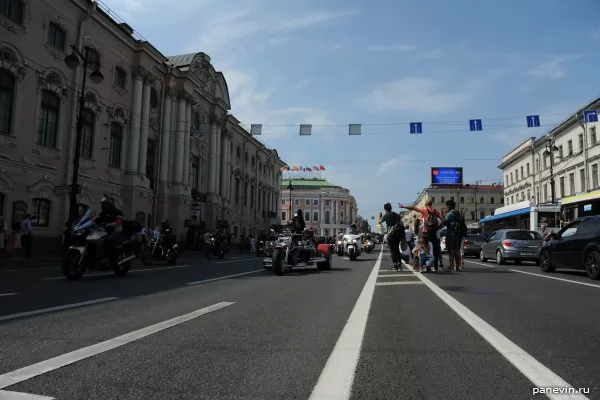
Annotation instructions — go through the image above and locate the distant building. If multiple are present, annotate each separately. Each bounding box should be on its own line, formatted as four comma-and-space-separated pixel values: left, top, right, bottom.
402, 183, 505, 227
280, 179, 357, 236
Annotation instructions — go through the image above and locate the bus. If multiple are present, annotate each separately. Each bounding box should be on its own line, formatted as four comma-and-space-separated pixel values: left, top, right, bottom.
479, 200, 561, 235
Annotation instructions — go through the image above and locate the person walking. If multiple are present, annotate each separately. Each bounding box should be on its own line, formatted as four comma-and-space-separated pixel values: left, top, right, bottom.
443, 199, 462, 272
399, 199, 445, 271
378, 202, 405, 270
249, 235, 256, 254
20, 214, 33, 259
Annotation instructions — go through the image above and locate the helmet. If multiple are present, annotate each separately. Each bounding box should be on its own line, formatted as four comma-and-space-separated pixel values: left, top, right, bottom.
100, 194, 114, 206
350, 223, 357, 229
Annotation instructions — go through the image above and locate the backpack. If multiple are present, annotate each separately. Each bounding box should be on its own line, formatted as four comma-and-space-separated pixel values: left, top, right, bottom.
425, 208, 439, 232
387, 212, 405, 240
452, 210, 468, 238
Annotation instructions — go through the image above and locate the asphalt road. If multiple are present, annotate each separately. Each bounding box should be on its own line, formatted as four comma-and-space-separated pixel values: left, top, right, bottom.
0, 247, 598, 399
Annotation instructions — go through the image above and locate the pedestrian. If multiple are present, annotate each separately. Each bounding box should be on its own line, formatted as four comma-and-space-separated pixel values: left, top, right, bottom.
404, 224, 414, 259
443, 199, 462, 272
378, 202, 406, 270
413, 236, 435, 272
250, 235, 256, 254
20, 214, 33, 259
399, 198, 445, 271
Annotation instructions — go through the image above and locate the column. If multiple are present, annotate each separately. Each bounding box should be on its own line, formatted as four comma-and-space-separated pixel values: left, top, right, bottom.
221, 137, 230, 200
159, 96, 172, 182
215, 126, 222, 196
173, 97, 186, 184
208, 124, 217, 194
126, 75, 143, 173
169, 100, 177, 183
183, 102, 192, 186
137, 81, 151, 175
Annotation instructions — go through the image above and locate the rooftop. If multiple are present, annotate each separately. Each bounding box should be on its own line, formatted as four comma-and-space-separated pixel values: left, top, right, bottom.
281, 179, 342, 189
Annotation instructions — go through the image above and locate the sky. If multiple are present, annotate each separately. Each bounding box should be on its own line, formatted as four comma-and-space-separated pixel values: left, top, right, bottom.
101, 0, 600, 219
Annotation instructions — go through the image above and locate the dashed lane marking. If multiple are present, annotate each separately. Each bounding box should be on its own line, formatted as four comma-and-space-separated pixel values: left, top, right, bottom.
185, 269, 266, 285
44, 265, 192, 280
0, 298, 119, 323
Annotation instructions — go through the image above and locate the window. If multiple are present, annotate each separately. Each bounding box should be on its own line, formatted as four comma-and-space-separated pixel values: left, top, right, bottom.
501, 197, 504, 204
526, 163, 530, 176
37, 90, 60, 148
569, 173, 575, 195
543, 184, 548, 201
281, 211, 286, 221
510, 172, 514, 183
80, 108, 95, 158
325, 211, 331, 224
580, 169, 586, 193
294, 199, 299, 206
341, 201, 344, 206
470, 211, 475, 220
506, 231, 542, 240
146, 139, 156, 189
505, 175, 509, 185
490, 197, 495, 204
0, 69, 15, 134
114, 67, 126, 89
244, 182, 248, 206
313, 199, 318, 206
304, 211, 310, 221
480, 197, 484, 204
313, 211, 319, 221
515, 169, 519, 181
1, 0, 23, 24
460, 196, 464, 203
245, 152, 248, 165
191, 156, 199, 190
591, 127, 597, 145
150, 88, 158, 107
252, 156, 255, 167
192, 112, 200, 132
511, 195, 514, 204
579, 134, 584, 153
236, 146, 241, 158
567, 140, 573, 156
559, 177, 565, 197
558, 145, 563, 159
559, 222, 580, 239
592, 164, 599, 189
31, 198, 51, 227
85, 47, 100, 71
250, 184, 255, 208
305, 199, 310, 206
430, 196, 436, 204
0, 192, 4, 217
527, 189, 531, 200
520, 166, 523, 179
235, 179, 240, 205
281, 198, 286, 205
12, 200, 26, 221
479, 211, 484, 219
440, 196, 445, 203
325, 199, 330, 206
47, 22, 66, 51
108, 122, 122, 167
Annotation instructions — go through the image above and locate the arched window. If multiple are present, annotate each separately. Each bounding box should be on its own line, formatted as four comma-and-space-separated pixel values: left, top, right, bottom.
325, 210, 331, 224
84, 47, 100, 71
81, 108, 95, 158
1, 0, 24, 24
37, 90, 60, 147
109, 122, 123, 167
0, 69, 15, 134
32, 198, 51, 227
12, 200, 27, 222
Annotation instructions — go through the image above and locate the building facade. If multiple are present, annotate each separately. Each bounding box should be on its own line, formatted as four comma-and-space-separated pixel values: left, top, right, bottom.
402, 184, 504, 227
499, 98, 600, 220
0, 0, 286, 251
280, 179, 358, 236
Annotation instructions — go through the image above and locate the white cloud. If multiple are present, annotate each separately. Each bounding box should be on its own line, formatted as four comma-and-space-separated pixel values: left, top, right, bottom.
528, 54, 586, 79
367, 44, 415, 52
377, 157, 409, 175
358, 78, 467, 114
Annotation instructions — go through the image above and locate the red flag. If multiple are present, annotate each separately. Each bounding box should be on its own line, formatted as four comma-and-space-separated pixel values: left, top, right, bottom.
319, 165, 325, 171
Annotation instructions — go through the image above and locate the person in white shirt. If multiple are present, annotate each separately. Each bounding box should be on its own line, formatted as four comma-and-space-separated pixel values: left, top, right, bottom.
250, 235, 257, 253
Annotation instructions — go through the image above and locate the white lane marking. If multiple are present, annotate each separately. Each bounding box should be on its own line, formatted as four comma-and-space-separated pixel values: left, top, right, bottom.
0, 293, 17, 297
377, 274, 416, 278
214, 258, 258, 264
0, 298, 119, 322
0, 302, 234, 389
400, 261, 589, 400
186, 269, 265, 285
44, 265, 192, 280
508, 269, 600, 289
0, 390, 54, 399
0, 266, 59, 273
375, 281, 424, 286
309, 248, 383, 400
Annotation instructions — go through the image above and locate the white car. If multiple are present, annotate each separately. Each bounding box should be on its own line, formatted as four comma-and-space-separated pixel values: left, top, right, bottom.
440, 236, 447, 253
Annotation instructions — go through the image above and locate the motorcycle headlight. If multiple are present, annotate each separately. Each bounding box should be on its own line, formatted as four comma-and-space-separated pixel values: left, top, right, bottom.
352, 239, 357, 243
338, 241, 342, 245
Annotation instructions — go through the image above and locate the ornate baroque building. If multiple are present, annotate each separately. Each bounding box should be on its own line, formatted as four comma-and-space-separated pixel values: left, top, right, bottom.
0, 0, 286, 250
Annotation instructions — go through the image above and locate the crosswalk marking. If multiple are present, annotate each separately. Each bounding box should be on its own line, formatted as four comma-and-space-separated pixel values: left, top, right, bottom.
375, 281, 424, 286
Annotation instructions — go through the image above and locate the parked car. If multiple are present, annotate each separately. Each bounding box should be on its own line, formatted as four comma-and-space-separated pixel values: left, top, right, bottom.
479, 229, 542, 265
539, 216, 600, 280
463, 234, 487, 258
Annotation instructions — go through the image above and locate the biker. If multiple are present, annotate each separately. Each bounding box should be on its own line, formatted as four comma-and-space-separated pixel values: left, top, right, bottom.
96, 196, 123, 266
291, 209, 305, 234
348, 223, 359, 234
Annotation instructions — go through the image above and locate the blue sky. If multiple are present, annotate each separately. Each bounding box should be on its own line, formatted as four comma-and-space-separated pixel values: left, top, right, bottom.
105, 0, 600, 219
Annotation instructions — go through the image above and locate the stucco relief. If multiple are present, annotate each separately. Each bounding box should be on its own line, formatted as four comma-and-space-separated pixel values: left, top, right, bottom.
33, 147, 61, 164
78, 90, 103, 116
36, 69, 68, 100
0, 170, 15, 190
106, 105, 128, 126
0, 43, 27, 81
0, 136, 17, 157
1, 5, 31, 35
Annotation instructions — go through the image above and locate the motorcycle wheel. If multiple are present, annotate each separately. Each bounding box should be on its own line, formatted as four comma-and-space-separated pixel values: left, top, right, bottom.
113, 251, 133, 277
219, 247, 225, 259
272, 248, 287, 276
141, 247, 154, 266
62, 249, 86, 281
167, 251, 178, 265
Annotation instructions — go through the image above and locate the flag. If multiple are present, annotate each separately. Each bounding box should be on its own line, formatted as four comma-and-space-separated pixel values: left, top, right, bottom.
292, 166, 299, 171
319, 165, 325, 171
313, 165, 319, 170
306, 167, 312, 172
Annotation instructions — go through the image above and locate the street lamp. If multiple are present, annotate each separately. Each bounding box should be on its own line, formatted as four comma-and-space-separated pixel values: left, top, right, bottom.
287, 180, 294, 220
543, 139, 560, 204
64, 45, 104, 222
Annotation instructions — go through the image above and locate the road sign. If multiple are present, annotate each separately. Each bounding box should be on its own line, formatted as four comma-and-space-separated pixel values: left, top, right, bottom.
469, 119, 483, 131
349, 124, 361, 135
250, 124, 262, 135
409, 122, 422, 134
584, 110, 598, 123
299, 124, 312, 136
54, 184, 81, 195
526, 115, 540, 128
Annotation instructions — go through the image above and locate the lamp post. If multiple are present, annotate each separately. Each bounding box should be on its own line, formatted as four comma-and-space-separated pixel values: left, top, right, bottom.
64, 45, 104, 222
543, 139, 560, 204
287, 180, 294, 220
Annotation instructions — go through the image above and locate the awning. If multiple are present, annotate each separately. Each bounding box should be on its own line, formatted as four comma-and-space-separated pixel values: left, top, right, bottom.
560, 190, 600, 206
479, 207, 530, 223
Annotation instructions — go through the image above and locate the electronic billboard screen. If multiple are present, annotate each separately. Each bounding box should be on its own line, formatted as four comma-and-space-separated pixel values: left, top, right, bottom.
431, 167, 463, 185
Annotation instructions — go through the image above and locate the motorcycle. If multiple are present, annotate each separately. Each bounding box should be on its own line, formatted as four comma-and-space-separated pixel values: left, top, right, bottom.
363, 239, 374, 254
62, 209, 142, 280
141, 228, 179, 265
206, 234, 225, 258
342, 232, 363, 261
263, 229, 332, 276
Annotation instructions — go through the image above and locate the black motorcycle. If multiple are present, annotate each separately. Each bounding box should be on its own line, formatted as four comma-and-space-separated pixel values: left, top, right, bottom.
141, 228, 179, 265
206, 235, 225, 259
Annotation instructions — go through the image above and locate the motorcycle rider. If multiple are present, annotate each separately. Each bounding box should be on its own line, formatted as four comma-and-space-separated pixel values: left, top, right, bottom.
348, 223, 359, 234
290, 209, 306, 234
96, 196, 123, 267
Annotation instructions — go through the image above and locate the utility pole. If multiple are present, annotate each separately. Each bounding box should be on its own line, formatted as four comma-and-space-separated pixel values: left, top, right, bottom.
543, 139, 559, 204
473, 180, 481, 223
